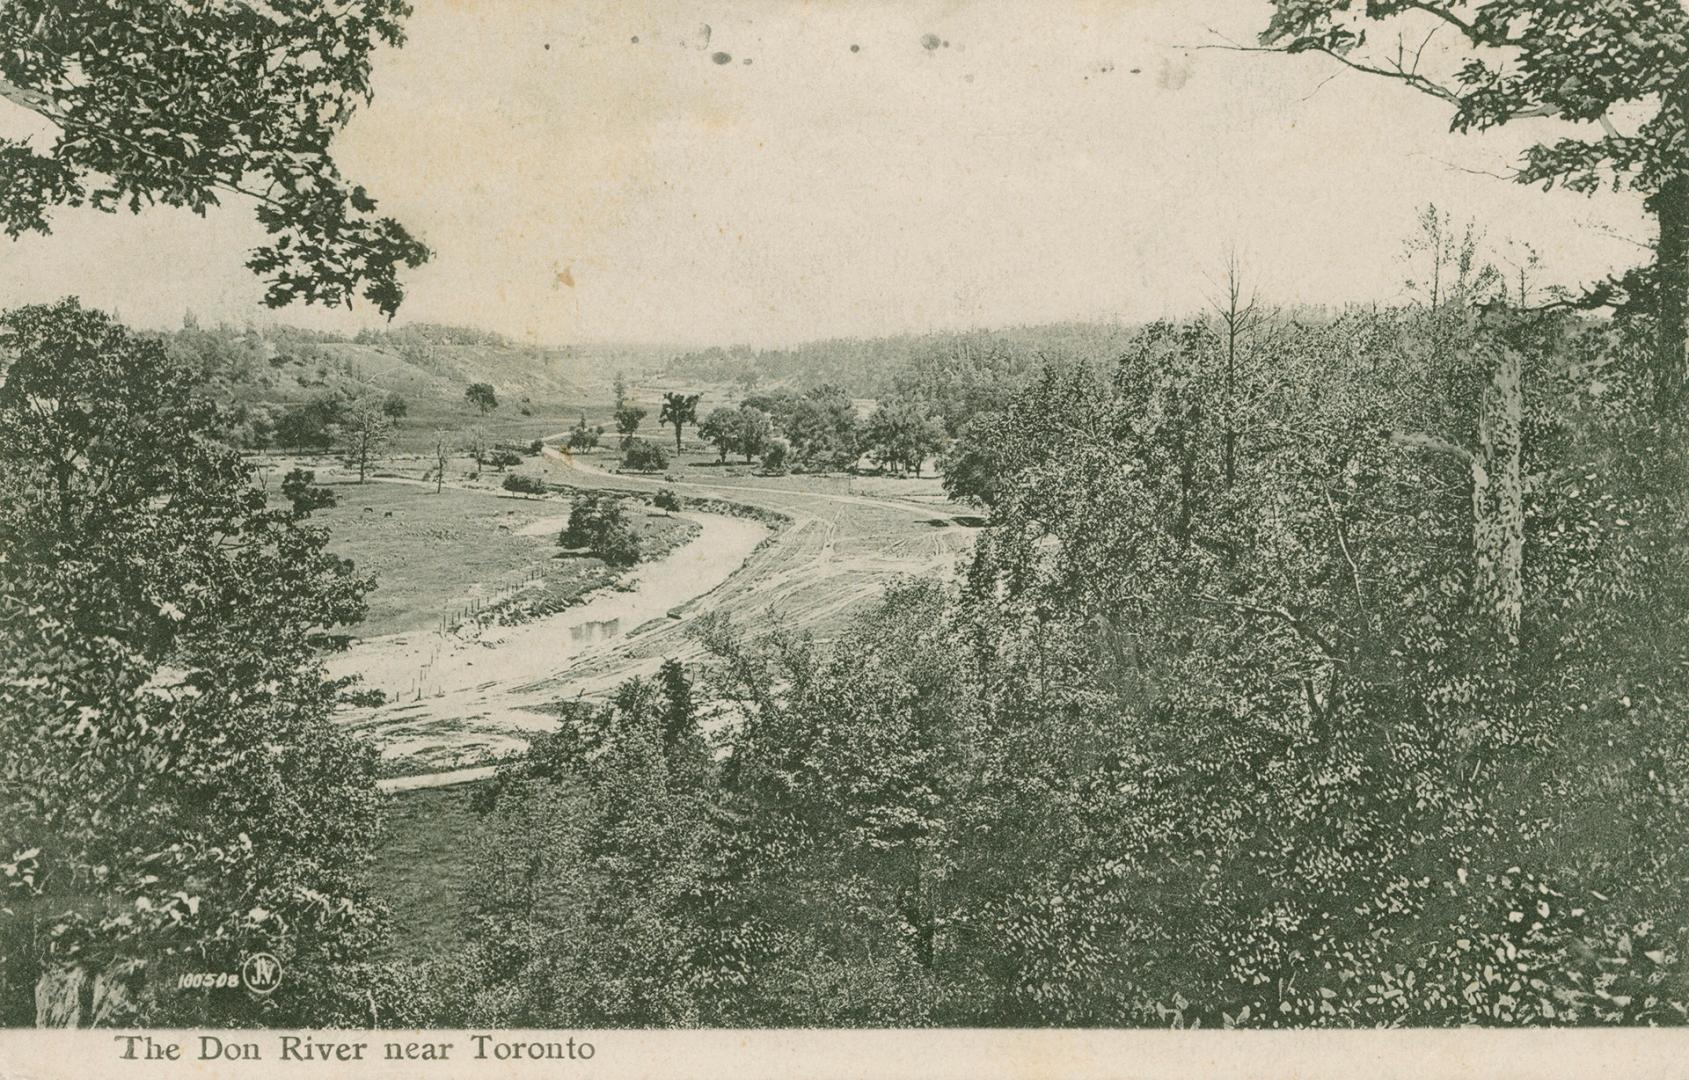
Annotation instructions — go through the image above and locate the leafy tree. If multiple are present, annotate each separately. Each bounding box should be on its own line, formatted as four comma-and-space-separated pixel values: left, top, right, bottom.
656, 659, 696, 748
487, 447, 523, 471
889, 338, 1033, 436
0, 2, 428, 316
558, 491, 641, 566
760, 440, 788, 473
337, 396, 392, 483
653, 488, 682, 513
0, 299, 382, 1026
864, 398, 945, 476
699, 406, 738, 462
615, 403, 648, 450
731, 406, 773, 464
624, 439, 669, 473
465, 382, 498, 414
567, 414, 603, 451
1255, 0, 1689, 414
741, 388, 800, 432
784, 385, 859, 470
444, 681, 718, 1026
274, 394, 346, 451
691, 405, 770, 464
381, 395, 409, 420
939, 411, 1009, 507
659, 392, 701, 451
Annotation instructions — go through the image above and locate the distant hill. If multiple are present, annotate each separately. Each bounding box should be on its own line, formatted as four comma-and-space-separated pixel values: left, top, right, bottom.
159, 320, 678, 407
660, 321, 1144, 398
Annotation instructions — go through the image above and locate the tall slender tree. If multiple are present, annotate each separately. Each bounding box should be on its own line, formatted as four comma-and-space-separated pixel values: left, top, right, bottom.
659, 392, 700, 452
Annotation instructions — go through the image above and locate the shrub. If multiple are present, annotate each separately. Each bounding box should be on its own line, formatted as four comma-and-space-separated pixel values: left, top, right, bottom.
623, 439, 670, 473
502, 474, 547, 495
559, 492, 641, 566
567, 415, 603, 451
528, 439, 545, 455
653, 488, 682, 512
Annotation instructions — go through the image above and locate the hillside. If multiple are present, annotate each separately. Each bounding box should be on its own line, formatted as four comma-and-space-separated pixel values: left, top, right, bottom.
161, 320, 679, 408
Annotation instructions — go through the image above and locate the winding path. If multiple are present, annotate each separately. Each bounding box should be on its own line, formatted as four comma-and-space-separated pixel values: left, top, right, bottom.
333, 444, 977, 790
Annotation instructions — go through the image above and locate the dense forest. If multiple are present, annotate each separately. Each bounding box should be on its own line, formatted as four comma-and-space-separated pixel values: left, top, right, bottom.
359, 279, 1689, 1027
6, 0, 1689, 1036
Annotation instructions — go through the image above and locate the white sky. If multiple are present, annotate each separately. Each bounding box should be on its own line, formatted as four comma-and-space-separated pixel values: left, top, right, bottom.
0, 0, 1653, 347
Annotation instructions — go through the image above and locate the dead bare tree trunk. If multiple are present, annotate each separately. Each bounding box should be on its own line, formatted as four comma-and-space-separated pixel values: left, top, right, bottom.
1389, 311, 1526, 649
1470, 332, 1524, 647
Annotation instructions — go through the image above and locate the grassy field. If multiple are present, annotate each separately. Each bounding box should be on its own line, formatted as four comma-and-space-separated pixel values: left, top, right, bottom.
303, 479, 696, 638
370, 783, 486, 960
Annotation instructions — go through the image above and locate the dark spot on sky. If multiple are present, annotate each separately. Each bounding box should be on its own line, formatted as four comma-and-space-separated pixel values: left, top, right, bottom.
850, 44, 860, 53
743, 57, 752, 65
1129, 66, 1141, 74
712, 51, 732, 65
543, 43, 550, 50
943, 40, 951, 48
631, 35, 640, 44
920, 33, 941, 51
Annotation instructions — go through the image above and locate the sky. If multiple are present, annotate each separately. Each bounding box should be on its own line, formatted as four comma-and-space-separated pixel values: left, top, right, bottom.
0, 0, 1654, 348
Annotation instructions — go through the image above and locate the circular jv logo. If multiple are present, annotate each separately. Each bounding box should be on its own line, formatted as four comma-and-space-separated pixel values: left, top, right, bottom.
240, 952, 283, 995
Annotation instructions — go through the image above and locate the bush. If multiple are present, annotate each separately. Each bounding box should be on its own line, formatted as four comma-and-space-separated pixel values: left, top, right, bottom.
653, 488, 682, 512
487, 448, 523, 470
760, 440, 789, 473
502, 474, 547, 495
623, 439, 669, 473
528, 439, 545, 455
559, 491, 641, 566
567, 415, 603, 451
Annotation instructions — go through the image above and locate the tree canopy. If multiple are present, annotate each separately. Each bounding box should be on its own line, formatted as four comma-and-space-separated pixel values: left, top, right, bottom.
0, 299, 384, 1025
1256, 0, 1689, 411
0, 1, 428, 317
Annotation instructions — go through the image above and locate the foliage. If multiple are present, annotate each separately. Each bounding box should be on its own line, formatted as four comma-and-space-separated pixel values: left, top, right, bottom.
465, 382, 498, 414
784, 385, 860, 470
0, 2, 428, 316
274, 394, 346, 451
615, 403, 648, 452
660, 392, 701, 451
417, 296, 1689, 1028
653, 488, 682, 512
1256, 0, 1689, 412
0, 299, 384, 1026
624, 440, 670, 473
502, 474, 547, 495
567, 414, 603, 451
864, 398, 946, 476
699, 406, 773, 464
557, 491, 641, 567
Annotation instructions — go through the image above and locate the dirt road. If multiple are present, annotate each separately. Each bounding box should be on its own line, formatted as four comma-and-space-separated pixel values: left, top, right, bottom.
333, 448, 976, 790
